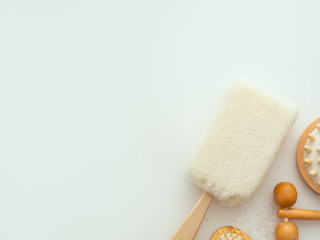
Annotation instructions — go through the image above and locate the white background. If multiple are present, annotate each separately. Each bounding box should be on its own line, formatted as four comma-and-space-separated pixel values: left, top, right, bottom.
1, 0, 320, 239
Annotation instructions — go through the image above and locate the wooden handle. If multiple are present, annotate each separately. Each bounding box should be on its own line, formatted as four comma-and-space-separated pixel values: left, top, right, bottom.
172, 192, 214, 240
278, 208, 320, 220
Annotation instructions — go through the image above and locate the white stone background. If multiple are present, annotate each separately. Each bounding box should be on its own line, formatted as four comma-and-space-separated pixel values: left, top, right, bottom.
1, 0, 320, 239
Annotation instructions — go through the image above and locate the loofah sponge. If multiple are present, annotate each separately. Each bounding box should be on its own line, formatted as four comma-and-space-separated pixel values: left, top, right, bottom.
189, 81, 298, 206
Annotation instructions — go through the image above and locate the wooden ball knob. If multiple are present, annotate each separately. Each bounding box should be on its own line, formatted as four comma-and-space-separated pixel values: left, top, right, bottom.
273, 182, 297, 208
275, 221, 298, 240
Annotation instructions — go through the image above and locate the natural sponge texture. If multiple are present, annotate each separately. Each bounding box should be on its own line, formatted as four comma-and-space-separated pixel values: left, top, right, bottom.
189, 81, 298, 207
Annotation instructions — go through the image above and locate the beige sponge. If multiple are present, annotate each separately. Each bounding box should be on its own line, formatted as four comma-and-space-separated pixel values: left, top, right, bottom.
189, 82, 298, 206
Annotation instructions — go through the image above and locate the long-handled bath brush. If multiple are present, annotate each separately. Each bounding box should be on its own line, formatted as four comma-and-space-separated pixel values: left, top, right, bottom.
172, 82, 298, 240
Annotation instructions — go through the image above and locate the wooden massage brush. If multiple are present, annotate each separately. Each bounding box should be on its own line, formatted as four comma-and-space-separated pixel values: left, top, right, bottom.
273, 182, 320, 240
210, 226, 251, 240
297, 118, 320, 194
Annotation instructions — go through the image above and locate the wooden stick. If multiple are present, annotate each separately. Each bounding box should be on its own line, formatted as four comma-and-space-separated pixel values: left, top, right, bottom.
278, 208, 320, 220
172, 192, 214, 240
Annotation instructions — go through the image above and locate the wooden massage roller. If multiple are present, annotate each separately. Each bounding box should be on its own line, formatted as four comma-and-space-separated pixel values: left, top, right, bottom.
273, 182, 320, 240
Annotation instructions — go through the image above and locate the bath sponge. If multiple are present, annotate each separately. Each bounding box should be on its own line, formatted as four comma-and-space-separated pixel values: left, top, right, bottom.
189, 81, 298, 206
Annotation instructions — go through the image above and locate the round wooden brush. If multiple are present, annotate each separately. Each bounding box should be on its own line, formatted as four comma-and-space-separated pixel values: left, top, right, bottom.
210, 226, 251, 240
